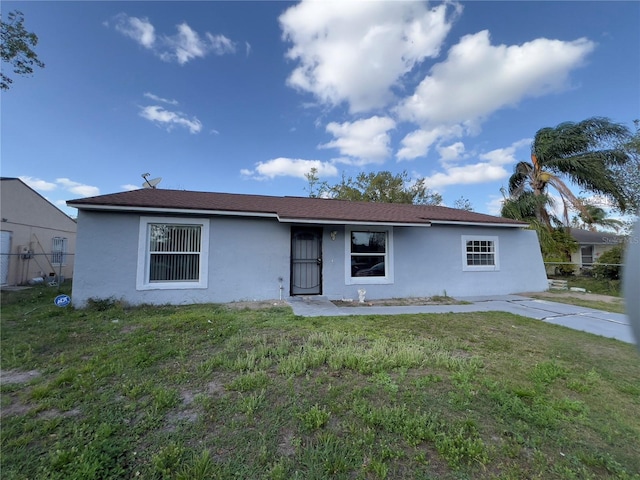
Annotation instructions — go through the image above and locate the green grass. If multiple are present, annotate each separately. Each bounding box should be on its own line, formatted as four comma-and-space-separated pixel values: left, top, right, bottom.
528, 294, 626, 314
2, 285, 639, 479
566, 276, 622, 297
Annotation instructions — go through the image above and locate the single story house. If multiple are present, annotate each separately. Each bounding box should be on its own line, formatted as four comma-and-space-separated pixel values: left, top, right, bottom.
1, 178, 77, 286
569, 228, 623, 269
67, 189, 549, 307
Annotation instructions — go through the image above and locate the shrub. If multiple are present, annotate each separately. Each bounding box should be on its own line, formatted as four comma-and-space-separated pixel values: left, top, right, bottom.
592, 246, 624, 280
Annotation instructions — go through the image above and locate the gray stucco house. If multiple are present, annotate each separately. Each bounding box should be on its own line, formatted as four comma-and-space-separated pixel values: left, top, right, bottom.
67, 189, 548, 307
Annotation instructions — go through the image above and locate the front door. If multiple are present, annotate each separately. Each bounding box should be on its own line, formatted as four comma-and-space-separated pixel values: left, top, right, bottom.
291, 227, 322, 295
0, 231, 11, 285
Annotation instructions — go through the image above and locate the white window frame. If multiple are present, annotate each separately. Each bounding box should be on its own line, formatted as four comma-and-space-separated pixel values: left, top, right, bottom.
461, 235, 499, 272
345, 227, 394, 285
51, 237, 68, 266
137, 216, 210, 290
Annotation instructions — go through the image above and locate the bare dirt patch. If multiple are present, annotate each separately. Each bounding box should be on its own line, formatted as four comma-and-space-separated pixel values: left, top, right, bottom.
224, 300, 288, 310
1, 401, 33, 418
0, 369, 41, 384
332, 296, 466, 307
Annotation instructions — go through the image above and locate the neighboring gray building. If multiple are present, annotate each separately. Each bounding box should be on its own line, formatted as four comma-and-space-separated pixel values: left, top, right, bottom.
569, 228, 623, 269
1, 178, 77, 286
67, 189, 548, 307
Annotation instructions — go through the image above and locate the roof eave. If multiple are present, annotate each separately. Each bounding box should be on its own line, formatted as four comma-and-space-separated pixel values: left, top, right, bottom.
428, 220, 526, 228
66, 203, 279, 219
67, 202, 522, 227
278, 217, 431, 227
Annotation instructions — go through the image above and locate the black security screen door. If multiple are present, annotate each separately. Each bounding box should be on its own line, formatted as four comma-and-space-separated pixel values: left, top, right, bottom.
291, 228, 322, 295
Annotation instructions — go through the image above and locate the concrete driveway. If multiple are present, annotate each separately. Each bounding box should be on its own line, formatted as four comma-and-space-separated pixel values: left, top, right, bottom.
287, 294, 635, 345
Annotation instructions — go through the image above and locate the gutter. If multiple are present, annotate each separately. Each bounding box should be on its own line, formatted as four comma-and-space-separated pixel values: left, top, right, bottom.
67, 203, 523, 228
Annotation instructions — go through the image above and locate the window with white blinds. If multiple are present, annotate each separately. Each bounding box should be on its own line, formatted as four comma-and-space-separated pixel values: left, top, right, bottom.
149, 224, 201, 281
137, 217, 209, 290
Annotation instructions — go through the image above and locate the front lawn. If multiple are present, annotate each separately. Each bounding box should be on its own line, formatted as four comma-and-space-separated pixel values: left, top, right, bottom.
1, 286, 639, 479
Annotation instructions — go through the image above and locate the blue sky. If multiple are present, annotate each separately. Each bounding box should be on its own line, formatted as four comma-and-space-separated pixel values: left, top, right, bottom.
2, 1, 639, 217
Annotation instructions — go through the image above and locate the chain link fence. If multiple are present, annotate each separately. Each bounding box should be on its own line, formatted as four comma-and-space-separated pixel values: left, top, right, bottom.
1, 252, 75, 287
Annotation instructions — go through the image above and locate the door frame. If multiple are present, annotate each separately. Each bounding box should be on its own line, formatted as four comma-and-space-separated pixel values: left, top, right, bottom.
290, 227, 323, 296
0, 231, 12, 286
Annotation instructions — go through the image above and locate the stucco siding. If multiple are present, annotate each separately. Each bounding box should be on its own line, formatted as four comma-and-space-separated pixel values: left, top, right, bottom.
323, 225, 547, 300
1, 179, 76, 285
72, 211, 548, 307
72, 212, 292, 307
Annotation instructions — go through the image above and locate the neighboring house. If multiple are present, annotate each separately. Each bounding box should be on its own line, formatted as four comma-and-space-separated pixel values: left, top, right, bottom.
0, 178, 77, 286
67, 189, 549, 307
569, 228, 623, 269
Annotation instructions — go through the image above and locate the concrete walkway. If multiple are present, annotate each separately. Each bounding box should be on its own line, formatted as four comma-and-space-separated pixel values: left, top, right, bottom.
287, 295, 635, 345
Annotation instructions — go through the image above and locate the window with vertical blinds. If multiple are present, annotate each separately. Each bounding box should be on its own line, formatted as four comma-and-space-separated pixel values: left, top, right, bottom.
149, 224, 201, 281
137, 217, 209, 290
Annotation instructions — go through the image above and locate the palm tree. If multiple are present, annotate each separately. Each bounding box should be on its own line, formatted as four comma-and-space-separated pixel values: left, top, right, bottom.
508, 117, 632, 229
500, 190, 564, 256
576, 204, 624, 232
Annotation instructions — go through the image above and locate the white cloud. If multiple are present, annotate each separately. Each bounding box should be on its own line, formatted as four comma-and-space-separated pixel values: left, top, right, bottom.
280, 1, 459, 113
19, 176, 57, 191
56, 178, 100, 197
139, 105, 202, 134
143, 92, 178, 105
112, 14, 235, 64
485, 195, 506, 216
396, 124, 465, 161
113, 13, 156, 49
241, 158, 338, 181
319, 116, 396, 164
437, 141, 466, 163
422, 138, 531, 189
160, 23, 236, 64
397, 30, 595, 126
479, 138, 531, 165
121, 184, 140, 191
424, 163, 509, 189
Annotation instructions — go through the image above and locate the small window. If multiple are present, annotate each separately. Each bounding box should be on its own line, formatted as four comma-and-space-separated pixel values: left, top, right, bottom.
346, 228, 393, 284
461, 235, 499, 271
137, 217, 209, 290
51, 237, 67, 265
581, 246, 593, 266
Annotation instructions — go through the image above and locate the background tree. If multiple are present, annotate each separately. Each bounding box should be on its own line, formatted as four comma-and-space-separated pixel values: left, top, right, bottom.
507, 117, 632, 229
500, 189, 566, 258
592, 245, 624, 281
304, 168, 322, 198
574, 203, 624, 232
453, 196, 474, 211
1, 10, 45, 90
307, 170, 442, 205
611, 119, 640, 215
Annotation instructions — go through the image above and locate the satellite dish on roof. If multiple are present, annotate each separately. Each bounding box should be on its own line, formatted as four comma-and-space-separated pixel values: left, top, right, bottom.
141, 173, 162, 189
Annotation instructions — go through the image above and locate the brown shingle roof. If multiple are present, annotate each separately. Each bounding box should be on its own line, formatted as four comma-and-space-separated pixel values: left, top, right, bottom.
67, 188, 526, 227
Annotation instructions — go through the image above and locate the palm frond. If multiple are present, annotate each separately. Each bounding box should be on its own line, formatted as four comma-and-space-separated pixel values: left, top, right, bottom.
508, 161, 532, 195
